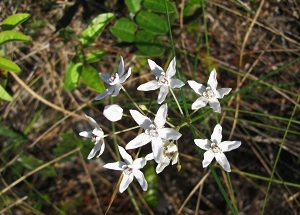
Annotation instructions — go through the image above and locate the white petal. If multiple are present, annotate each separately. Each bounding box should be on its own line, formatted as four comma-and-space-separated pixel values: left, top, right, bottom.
215, 152, 231, 172
129, 110, 152, 130
133, 170, 148, 191
118, 145, 133, 164
156, 162, 168, 174
103, 104, 123, 122
119, 67, 131, 83
148, 59, 164, 77
145, 153, 154, 161
137, 80, 160, 91
79, 131, 93, 138
117, 56, 125, 77
85, 114, 101, 130
88, 141, 104, 160
132, 158, 147, 169
112, 83, 122, 97
207, 69, 218, 90
100, 73, 112, 84
187, 80, 206, 95
157, 84, 169, 104
202, 150, 215, 168
171, 153, 179, 165
154, 103, 167, 128
191, 97, 208, 110
211, 124, 222, 144
94, 86, 114, 100
194, 139, 211, 150
159, 128, 181, 140
169, 78, 185, 88
208, 98, 221, 113
103, 161, 125, 171
166, 57, 176, 78
219, 141, 241, 152
92, 128, 104, 137
119, 173, 134, 193
216, 88, 231, 99
151, 137, 164, 163
126, 133, 151, 150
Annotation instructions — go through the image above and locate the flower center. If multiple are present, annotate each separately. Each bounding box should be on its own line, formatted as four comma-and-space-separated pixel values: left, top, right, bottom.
109, 74, 119, 85
163, 145, 177, 160
210, 142, 221, 153
157, 75, 168, 85
203, 87, 215, 99
123, 166, 133, 175
91, 135, 98, 143
146, 124, 159, 137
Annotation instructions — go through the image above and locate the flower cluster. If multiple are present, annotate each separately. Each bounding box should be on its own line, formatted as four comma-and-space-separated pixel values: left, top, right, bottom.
79, 56, 241, 193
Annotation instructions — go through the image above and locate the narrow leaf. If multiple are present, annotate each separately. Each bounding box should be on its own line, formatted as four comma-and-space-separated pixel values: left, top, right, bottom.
0, 57, 21, 72
125, 0, 142, 14
135, 11, 167, 35
64, 61, 82, 90
110, 18, 135, 42
0, 30, 30, 46
79, 13, 114, 47
2, 13, 30, 30
81, 65, 105, 93
0, 84, 13, 101
143, 0, 176, 13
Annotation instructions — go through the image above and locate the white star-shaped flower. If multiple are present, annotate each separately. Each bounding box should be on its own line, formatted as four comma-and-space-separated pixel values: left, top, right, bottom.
79, 115, 105, 160
103, 145, 148, 193
145, 140, 179, 174
126, 104, 182, 163
95, 56, 131, 100
194, 124, 241, 172
187, 69, 231, 113
137, 57, 185, 104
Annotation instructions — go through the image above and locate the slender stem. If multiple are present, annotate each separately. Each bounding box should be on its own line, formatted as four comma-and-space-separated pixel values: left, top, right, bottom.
121, 86, 145, 114
169, 87, 184, 116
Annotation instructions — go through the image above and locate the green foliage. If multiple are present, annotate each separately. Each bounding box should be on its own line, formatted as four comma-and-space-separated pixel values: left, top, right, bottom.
136, 11, 168, 35
1, 13, 30, 30
86, 50, 107, 63
143, 0, 176, 13
64, 60, 82, 91
110, 18, 135, 42
135, 30, 164, 56
125, 0, 142, 14
81, 65, 105, 93
0, 13, 30, 101
17, 155, 57, 177
143, 162, 158, 208
79, 13, 114, 47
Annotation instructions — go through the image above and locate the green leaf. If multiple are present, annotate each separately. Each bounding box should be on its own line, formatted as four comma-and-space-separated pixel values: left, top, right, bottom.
17, 155, 56, 177
143, 0, 176, 13
135, 11, 167, 35
86, 50, 107, 63
0, 57, 21, 72
110, 18, 135, 42
81, 65, 105, 93
125, 0, 142, 14
0, 30, 30, 46
2, 13, 30, 30
79, 13, 114, 47
0, 84, 13, 101
144, 162, 158, 208
64, 60, 82, 90
135, 30, 164, 56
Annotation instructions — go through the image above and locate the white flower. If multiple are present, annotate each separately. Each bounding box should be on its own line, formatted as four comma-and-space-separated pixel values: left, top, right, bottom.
187, 69, 231, 113
103, 104, 123, 122
145, 140, 178, 174
103, 145, 148, 193
95, 56, 131, 100
137, 57, 185, 104
79, 115, 105, 160
194, 124, 241, 172
126, 104, 182, 163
